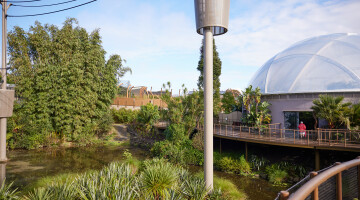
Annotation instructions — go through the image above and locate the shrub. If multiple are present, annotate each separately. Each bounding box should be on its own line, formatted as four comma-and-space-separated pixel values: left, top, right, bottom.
151, 140, 204, 166
214, 154, 251, 175
0, 180, 19, 200
249, 154, 269, 171
266, 166, 288, 184
165, 123, 186, 142
137, 103, 160, 134
111, 108, 138, 124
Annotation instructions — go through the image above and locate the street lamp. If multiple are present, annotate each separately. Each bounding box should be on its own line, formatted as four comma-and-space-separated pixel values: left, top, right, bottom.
194, 0, 230, 191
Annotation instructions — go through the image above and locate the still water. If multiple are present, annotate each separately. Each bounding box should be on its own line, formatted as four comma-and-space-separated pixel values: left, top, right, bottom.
4, 145, 284, 200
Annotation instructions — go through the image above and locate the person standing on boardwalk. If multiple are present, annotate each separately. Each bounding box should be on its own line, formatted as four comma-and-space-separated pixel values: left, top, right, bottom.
298, 121, 306, 138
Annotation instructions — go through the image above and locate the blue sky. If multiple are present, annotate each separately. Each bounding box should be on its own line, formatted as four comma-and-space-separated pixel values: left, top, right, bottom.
4, 0, 360, 93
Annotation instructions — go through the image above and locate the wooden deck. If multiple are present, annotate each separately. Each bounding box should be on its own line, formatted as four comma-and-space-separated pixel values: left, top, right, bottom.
212, 124, 360, 152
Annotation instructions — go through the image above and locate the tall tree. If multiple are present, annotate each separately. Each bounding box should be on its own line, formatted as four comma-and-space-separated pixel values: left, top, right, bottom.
7, 19, 131, 148
311, 95, 351, 129
221, 89, 241, 114
197, 39, 222, 116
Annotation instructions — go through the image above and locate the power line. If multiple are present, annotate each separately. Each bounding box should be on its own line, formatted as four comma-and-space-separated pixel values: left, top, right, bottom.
1, 0, 41, 3
7, 0, 96, 17
12, 0, 77, 7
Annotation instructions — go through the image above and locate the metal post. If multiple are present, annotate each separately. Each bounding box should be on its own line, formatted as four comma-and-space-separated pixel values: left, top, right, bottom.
0, 2, 8, 162
310, 172, 319, 200
280, 191, 289, 200
315, 149, 320, 171
203, 27, 213, 191
335, 162, 342, 200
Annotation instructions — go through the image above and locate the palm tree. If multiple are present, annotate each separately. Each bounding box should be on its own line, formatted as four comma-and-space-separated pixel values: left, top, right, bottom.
311, 95, 351, 129
242, 85, 253, 114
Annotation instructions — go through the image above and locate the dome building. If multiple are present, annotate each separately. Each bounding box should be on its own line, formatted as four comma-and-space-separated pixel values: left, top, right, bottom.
249, 33, 360, 129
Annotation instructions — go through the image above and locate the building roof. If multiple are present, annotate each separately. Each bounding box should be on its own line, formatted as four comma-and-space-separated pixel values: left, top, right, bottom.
249, 33, 360, 94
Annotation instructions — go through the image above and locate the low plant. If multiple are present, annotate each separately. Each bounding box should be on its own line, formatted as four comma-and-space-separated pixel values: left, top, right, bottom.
249, 154, 269, 171
111, 108, 138, 124
0, 180, 19, 200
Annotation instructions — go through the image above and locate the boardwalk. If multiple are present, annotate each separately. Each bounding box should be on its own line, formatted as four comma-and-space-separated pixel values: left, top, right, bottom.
212, 124, 360, 152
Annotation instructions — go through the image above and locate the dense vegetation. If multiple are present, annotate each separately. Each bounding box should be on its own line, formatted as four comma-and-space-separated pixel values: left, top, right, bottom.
0, 156, 246, 199
312, 94, 360, 129
197, 39, 222, 116
6, 19, 131, 149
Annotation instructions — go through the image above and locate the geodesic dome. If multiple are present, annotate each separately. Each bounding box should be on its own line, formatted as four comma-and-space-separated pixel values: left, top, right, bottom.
249, 33, 360, 94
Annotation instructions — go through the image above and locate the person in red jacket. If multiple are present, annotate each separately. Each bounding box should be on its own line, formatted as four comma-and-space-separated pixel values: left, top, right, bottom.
298, 121, 306, 138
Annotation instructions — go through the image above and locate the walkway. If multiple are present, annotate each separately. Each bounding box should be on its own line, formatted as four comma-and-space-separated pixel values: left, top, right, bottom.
212, 124, 360, 152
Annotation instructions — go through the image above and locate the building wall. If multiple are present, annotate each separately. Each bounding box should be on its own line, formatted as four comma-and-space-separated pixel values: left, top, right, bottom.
262, 92, 360, 128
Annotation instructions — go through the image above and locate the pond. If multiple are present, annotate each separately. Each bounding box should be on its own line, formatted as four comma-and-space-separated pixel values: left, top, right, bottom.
3, 145, 284, 200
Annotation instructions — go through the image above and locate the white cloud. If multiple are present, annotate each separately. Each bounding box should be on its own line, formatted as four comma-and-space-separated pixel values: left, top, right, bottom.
76, 0, 360, 91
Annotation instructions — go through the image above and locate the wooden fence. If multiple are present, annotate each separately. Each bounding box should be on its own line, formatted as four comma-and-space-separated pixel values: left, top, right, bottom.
112, 97, 167, 108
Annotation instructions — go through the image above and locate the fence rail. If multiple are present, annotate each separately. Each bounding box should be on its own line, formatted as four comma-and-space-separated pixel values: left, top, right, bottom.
208, 124, 360, 150
112, 97, 167, 108
277, 157, 360, 200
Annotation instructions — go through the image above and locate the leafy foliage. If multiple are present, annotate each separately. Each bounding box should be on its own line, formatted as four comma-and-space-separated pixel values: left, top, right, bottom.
197, 39, 222, 116
7, 19, 131, 148
136, 103, 160, 134
161, 84, 204, 138
242, 85, 271, 126
3, 157, 245, 199
214, 154, 251, 175
221, 89, 242, 114
111, 108, 138, 124
311, 95, 352, 129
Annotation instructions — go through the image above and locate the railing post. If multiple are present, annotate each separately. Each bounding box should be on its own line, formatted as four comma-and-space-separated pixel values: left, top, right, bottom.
249, 126, 250, 136
357, 156, 360, 200
239, 126, 241, 138
232, 125, 234, 137
225, 125, 227, 136
318, 129, 320, 145
220, 124, 221, 135
329, 131, 331, 145
310, 172, 319, 200
280, 191, 289, 200
335, 162, 342, 200
344, 132, 347, 147
307, 131, 309, 146
294, 129, 295, 144
337, 130, 338, 143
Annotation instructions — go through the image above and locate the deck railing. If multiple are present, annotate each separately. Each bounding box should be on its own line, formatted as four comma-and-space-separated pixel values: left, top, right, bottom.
277, 157, 360, 200
207, 124, 360, 148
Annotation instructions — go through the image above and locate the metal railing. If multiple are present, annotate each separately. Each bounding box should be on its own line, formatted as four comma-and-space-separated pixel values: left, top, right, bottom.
209, 124, 360, 149
277, 157, 360, 200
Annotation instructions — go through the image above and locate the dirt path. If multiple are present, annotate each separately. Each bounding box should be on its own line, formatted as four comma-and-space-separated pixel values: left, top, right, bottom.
113, 124, 129, 141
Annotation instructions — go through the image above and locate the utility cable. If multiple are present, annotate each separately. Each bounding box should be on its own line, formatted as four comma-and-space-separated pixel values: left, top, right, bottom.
12, 0, 77, 7
1, 0, 41, 3
7, 0, 96, 17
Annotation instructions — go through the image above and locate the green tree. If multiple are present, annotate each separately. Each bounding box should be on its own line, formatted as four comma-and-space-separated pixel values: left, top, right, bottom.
161, 84, 204, 139
7, 19, 131, 148
311, 95, 351, 129
221, 89, 242, 114
349, 103, 360, 129
197, 39, 222, 116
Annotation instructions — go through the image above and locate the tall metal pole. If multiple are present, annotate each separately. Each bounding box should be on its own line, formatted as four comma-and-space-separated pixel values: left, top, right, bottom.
0, 1, 8, 162
204, 27, 213, 190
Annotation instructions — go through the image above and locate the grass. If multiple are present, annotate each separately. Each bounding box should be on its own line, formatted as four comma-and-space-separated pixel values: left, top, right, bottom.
195, 171, 248, 200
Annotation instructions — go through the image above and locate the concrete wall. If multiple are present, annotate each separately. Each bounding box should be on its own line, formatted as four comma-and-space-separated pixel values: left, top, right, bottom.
262, 92, 360, 128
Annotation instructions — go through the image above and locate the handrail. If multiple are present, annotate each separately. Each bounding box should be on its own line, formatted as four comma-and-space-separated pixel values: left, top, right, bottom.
285, 157, 360, 200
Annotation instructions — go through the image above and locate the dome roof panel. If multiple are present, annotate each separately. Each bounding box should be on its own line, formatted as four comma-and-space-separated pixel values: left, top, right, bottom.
249, 33, 360, 94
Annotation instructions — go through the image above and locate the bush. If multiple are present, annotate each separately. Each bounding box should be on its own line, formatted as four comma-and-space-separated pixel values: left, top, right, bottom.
215, 155, 251, 175
165, 123, 186, 142
7, 158, 240, 199
151, 140, 204, 166
136, 103, 160, 134
111, 108, 138, 124
265, 164, 288, 184
249, 154, 269, 171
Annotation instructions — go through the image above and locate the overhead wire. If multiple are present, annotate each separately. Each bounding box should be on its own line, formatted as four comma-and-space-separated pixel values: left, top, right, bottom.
7, 0, 96, 17
1, 0, 41, 3
12, 0, 77, 7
